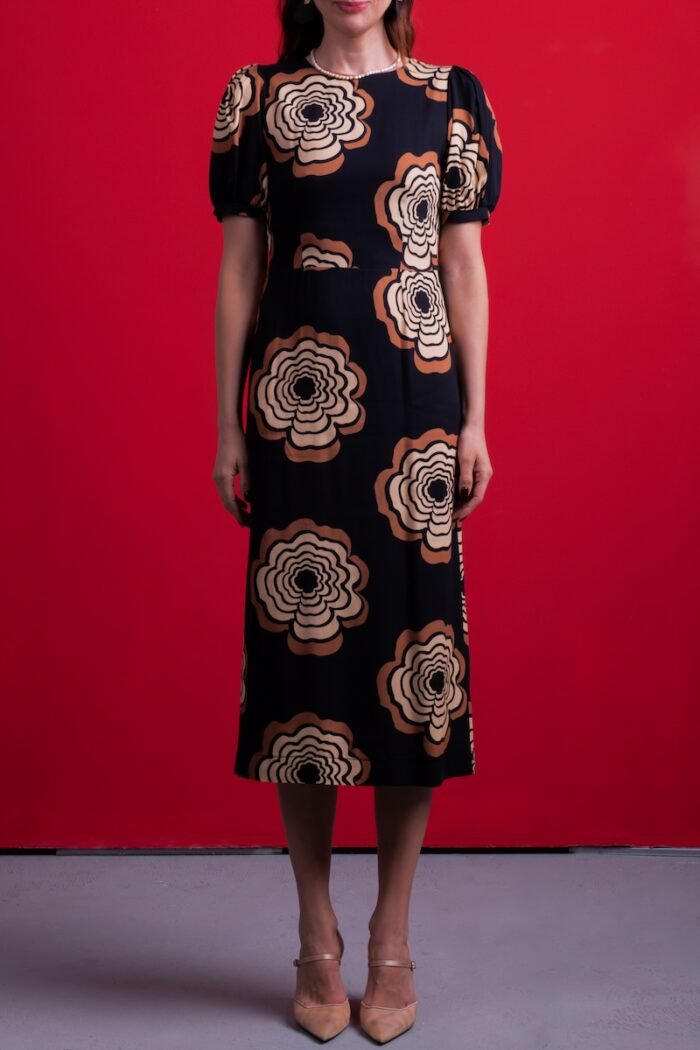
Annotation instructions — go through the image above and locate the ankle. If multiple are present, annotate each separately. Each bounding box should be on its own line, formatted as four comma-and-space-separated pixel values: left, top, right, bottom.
367, 927, 410, 952
299, 915, 341, 948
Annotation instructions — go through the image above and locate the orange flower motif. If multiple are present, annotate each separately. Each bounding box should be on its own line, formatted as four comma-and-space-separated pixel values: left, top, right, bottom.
396, 58, 451, 102
250, 518, 370, 655
293, 233, 355, 270
440, 108, 489, 218
375, 429, 458, 563
265, 69, 374, 177
211, 64, 263, 152
373, 267, 452, 373
249, 325, 367, 462
375, 152, 442, 269
248, 712, 371, 784
376, 621, 468, 758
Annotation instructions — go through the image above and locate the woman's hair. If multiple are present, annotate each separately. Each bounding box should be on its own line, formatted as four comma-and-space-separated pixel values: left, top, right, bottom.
278, 0, 416, 63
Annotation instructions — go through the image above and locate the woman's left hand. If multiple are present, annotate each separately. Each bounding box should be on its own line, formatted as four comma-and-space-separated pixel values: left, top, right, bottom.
452, 421, 494, 524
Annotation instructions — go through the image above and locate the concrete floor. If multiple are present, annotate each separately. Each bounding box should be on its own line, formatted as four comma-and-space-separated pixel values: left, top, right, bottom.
0, 852, 698, 1049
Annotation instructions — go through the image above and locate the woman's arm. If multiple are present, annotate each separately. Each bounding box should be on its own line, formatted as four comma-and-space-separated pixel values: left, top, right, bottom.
438, 220, 494, 523
212, 214, 268, 525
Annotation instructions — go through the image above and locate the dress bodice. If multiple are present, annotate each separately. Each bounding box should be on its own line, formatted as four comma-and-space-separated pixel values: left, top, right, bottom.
210, 56, 503, 275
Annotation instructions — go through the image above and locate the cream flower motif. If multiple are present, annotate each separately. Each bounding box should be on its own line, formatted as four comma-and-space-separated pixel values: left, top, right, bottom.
265, 69, 374, 177
375, 429, 458, 563
376, 621, 467, 757
375, 152, 442, 269
397, 58, 451, 101
249, 325, 367, 462
250, 518, 370, 655
455, 527, 475, 769
293, 233, 355, 270
468, 706, 475, 773
440, 108, 489, 216
456, 526, 469, 643
373, 266, 451, 373
249, 712, 371, 784
211, 64, 263, 152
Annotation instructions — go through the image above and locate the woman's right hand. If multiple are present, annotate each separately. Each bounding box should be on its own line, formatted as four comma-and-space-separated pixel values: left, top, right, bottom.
212, 424, 252, 527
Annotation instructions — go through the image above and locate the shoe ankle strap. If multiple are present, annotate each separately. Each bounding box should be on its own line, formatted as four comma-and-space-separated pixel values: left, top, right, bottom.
294, 952, 342, 967
294, 928, 344, 968
368, 959, 416, 969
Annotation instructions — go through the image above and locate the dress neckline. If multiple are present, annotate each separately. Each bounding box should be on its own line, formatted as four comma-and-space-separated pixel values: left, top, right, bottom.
302, 51, 406, 81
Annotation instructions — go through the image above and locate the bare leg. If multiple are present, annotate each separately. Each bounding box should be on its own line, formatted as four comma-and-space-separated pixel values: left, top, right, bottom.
277, 783, 347, 1006
363, 785, 434, 1007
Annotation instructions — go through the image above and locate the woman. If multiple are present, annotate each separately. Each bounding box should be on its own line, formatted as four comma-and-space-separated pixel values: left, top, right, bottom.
209, 0, 503, 1042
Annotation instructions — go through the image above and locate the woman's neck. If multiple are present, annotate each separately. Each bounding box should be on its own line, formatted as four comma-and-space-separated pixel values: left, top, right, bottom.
312, 29, 398, 76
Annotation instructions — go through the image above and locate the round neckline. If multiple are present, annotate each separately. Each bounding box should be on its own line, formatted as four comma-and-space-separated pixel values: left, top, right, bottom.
303, 51, 406, 80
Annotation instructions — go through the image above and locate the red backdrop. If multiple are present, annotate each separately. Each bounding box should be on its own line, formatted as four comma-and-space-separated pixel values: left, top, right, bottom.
2, 2, 698, 847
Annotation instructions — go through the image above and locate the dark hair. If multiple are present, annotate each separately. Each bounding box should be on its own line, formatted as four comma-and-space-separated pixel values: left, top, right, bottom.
277, 0, 416, 63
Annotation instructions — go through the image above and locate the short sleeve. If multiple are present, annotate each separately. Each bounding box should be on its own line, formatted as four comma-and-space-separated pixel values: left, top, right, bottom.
440, 64, 503, 226
209, 63, 268, 222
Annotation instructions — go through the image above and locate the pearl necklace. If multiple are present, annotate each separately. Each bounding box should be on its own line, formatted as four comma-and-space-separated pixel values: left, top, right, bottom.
306, 48, 403, 79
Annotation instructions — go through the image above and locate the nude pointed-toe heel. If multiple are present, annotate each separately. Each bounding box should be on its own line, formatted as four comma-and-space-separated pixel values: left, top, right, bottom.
292, 929, 351, 1042
359, 951, 417, 1045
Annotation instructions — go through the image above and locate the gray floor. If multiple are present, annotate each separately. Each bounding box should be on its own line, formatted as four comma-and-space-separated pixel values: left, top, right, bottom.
0, 852, 698, 1049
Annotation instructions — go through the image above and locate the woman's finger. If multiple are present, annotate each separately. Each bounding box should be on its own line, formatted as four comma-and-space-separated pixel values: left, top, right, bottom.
452, 469, 493, 523
213, 467, 241, 520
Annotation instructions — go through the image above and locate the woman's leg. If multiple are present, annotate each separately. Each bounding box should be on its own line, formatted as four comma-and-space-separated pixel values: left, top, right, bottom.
277, 783, 347, 1006
363, 786, 434, 1007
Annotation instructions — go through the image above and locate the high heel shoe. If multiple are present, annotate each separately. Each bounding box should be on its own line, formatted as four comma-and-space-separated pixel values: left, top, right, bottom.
359, 948, 417, 1044
292, 928, 351, 1041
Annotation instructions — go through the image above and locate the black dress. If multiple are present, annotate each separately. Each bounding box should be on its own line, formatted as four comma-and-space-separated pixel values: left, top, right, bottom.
209, 54, 503, 786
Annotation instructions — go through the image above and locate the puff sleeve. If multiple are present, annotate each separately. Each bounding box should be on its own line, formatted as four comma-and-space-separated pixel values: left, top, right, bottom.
440, 64, 503, 226
209, 63, 268, 222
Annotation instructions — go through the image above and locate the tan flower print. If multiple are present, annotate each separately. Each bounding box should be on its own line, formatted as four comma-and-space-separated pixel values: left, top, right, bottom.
373, 266, 451, 373
240, 642, 248, 712
376, 621, 467, 758
248, 711, 371, 784
249, 325, 367, 462
375, 429, 458, 563
456, 526, 469, 644
293, 233, 355, 270
396, 58, 451, 101
440, 108, 489, 218
250, 518, 370, 655
375, 152, 442, 269
211, 64, 263, 152
264, 69, 374, 177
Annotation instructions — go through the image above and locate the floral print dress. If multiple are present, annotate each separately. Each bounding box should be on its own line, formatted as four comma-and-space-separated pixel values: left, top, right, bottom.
209, 54, 503, 786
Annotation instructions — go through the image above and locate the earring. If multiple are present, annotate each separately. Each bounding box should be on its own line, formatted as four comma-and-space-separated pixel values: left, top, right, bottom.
294, 0, 316, 24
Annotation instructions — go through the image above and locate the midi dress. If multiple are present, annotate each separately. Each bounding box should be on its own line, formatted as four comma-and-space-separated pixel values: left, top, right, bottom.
209, 53, 503, 787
